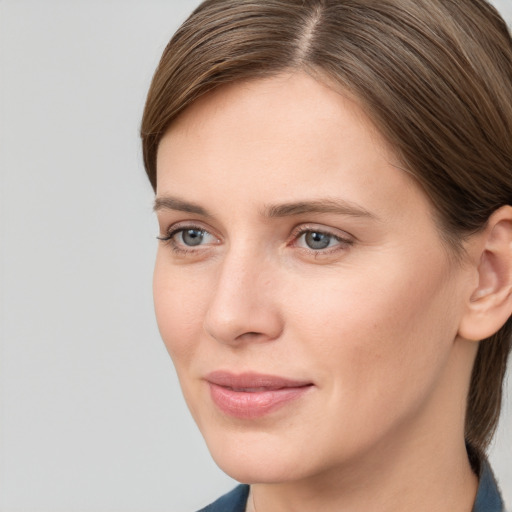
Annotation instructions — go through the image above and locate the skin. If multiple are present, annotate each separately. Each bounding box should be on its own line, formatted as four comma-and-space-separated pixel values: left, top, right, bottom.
153, 72, 481, 512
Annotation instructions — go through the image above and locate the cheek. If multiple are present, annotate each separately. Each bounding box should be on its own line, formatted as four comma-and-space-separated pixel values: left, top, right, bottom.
153, 255, 210, 366
286, 255, 460, 411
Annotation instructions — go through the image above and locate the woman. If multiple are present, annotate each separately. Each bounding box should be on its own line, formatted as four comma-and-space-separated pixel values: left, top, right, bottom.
141, 1, 512, 510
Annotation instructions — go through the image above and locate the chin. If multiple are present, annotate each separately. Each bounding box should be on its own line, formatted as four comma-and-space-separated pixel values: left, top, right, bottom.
211, 450, 304, 484
202, 427, 326, 484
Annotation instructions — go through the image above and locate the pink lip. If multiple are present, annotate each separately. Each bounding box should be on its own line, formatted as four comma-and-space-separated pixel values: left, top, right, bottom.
206, 371, 313, 419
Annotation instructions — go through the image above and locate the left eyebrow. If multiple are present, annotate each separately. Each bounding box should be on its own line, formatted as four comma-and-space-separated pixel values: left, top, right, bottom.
153, 196, 211, 217
262, 199, 378, 220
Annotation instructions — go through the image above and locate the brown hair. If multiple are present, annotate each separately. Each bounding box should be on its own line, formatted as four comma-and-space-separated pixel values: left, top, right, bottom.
141, 0, 512, 454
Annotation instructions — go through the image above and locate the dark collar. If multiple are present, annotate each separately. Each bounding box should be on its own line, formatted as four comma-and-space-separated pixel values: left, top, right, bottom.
197, 484, 249, 512
472, 456, 505, 512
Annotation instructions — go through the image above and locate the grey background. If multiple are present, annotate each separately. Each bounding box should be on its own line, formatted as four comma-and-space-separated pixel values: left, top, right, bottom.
0, 1, 510, 511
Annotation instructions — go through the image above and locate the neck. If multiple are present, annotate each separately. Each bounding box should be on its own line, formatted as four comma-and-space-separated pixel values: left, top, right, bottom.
248, 435, 478, 512
248, 339, 479, 512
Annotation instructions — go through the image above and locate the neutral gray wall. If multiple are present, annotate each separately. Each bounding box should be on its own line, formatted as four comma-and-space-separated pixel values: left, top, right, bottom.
0, 1, 510, 511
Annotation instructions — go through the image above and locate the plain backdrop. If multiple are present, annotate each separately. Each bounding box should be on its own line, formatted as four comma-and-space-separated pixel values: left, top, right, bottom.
0, 1, 510, 511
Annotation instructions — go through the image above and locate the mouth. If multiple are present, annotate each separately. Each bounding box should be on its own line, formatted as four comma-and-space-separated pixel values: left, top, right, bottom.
205, 371, 314, 419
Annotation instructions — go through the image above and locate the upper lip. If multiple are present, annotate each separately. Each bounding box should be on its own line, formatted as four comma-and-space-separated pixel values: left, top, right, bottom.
205, 371, 313, 390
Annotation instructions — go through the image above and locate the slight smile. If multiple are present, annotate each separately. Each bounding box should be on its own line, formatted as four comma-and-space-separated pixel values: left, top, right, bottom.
206, 372, 314, 419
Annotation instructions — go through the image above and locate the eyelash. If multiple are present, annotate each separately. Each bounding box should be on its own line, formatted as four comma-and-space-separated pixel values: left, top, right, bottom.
157, 224, 354, 257
156, 225, 214, 255
289, 226, 354, 256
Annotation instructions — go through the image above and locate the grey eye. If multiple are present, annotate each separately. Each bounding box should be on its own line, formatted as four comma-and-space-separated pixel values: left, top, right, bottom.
181, 228, 205, 246
304, 231, 332, 250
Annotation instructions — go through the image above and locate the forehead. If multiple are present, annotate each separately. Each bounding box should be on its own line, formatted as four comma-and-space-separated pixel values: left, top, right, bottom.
157, 72, 420, 215
159, 73, 399, 179
164, 72, 388, 153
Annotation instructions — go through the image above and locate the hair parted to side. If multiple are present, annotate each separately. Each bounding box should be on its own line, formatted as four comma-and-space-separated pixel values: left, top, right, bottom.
141, 0, 512, 454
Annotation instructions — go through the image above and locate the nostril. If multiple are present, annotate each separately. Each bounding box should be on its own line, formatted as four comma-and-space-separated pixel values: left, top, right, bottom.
235, 331, 265, 341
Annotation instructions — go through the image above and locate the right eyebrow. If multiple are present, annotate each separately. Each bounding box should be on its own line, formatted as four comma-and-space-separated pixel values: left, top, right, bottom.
153, 196, 211, 217
262, 198, 377, 220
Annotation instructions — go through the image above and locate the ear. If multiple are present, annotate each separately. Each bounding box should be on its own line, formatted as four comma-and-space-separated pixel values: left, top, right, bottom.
458, 206, 512, 341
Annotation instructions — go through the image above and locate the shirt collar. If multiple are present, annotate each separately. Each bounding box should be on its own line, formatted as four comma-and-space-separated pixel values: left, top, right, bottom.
472, 455, 505, 512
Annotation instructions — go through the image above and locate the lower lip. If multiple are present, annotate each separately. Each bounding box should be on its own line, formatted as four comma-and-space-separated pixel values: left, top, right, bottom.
208, 383, 312, 419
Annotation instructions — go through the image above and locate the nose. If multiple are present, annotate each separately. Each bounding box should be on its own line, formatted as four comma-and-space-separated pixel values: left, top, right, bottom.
203, 249, 284, 346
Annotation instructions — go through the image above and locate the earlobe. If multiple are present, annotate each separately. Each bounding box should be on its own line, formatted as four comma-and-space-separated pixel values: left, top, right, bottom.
458, 206, 512, 342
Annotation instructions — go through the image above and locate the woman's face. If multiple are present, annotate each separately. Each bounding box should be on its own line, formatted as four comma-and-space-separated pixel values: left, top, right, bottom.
153, 73, 474, 483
